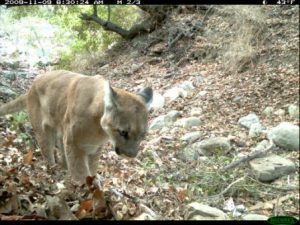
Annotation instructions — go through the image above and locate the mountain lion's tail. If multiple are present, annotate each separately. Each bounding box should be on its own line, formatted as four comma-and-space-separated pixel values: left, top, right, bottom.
0, 94, 28, 116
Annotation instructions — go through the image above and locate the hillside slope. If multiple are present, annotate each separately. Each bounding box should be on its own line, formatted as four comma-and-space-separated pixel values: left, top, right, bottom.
0, 5, 299, 220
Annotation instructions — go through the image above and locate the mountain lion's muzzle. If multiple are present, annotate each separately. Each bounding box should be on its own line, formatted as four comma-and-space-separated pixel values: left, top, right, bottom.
114, 146, 138, 158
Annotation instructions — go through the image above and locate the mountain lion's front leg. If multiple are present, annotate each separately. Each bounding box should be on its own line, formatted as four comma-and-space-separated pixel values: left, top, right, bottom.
88, 147, 102, 177
63, 136, 91, 183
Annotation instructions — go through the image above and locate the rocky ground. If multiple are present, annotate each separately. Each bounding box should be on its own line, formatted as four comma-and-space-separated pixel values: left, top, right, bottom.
0, 5, 299, 220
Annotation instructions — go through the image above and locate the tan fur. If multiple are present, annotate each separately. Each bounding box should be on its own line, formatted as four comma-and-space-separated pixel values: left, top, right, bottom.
0, 70, 152, 182
0, 93, 27, 116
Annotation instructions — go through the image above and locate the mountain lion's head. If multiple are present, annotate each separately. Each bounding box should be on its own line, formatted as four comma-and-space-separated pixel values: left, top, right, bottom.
100, 81, 153, 158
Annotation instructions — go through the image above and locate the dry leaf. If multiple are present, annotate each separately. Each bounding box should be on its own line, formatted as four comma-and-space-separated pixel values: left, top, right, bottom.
0, 195, 19, 214
2, 135, 16, 148
0, 215, 23, 220
92, 188, 107, 219
76, 200, 93, 219
250, 194, 295, 211
6, 168, 17, 176
20, 176, 31, 188
86, 176, 94, 187
177, 189, 187, 202
23, 149, 33, 165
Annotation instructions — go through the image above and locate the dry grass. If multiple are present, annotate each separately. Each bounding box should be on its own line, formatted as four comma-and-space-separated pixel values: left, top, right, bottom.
207, 6, 267, 74
69, 51, 107, 74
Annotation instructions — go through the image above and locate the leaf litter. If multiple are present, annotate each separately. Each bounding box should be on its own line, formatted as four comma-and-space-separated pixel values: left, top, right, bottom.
0, 5, 299, 220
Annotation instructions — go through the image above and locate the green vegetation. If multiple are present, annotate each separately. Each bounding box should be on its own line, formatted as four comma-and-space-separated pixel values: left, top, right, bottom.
9, 112, 34, 148
6, 5, 141, 69
9, 111, 27, 131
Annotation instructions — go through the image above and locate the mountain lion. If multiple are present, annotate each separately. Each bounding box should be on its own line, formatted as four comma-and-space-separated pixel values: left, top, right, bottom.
0, 70, 153, 182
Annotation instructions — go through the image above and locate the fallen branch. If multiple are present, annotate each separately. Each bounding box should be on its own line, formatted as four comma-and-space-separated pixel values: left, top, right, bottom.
222, 141, 276, 172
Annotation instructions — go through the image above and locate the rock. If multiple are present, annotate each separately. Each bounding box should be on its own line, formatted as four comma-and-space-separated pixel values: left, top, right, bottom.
274, 109, 285, 116
252, 140, 269, 152
249, 123, 263, 138
1, 70, 28, 79
223, 197, 235, 212
175, 117, 202, 128
179, 81, 194, 91
186, 202, 227, 220
148, 57, 162, 65
197, 91, 207, 97
129, 50, 139, 58
233, 96, 243, 104
149, 116, 167, 130
190, 72, 202, 77
149, 92, 165, 112
100, 64, 109, 69
0, 60, 20, 70
1, 70, 16, 81
46, 195, 77, 220
163, 87, 187, 101
288, 104, 299, 119
33, 203, 48, 218
191, 108, 202, 116
197, 137, 231, 155
159, 127, 170, 134
267, 122, 299, 151
166, 110, 181, 121
181, 131, 201, 143
180, 146, 199, 161
131, 63, 144, 73
190, 72, 207, 83
238, 113, 260, 129
249, 154, 296, 182
150, 43, 165, 55
70, 203, 80, 212
236, 204, 247, 213
0, 85, 17, 98
243, 214, 268, 220
149, 110, 180, 130
132, 213, 156, 220
263, 106, 274, 116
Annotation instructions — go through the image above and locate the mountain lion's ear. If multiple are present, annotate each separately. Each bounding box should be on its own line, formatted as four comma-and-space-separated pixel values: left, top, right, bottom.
137, 87, 153, 110
104, 81, 117, 110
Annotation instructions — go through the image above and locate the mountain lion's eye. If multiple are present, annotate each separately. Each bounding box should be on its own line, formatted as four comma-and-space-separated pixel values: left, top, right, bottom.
119, 130, 129, 139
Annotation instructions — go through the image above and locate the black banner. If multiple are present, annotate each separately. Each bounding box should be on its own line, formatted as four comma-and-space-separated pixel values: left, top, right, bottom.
1, 0, 299, 6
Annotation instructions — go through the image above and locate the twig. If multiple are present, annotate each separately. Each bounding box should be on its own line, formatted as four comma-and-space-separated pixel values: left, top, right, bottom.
203, 176, 246, 200
139, 203, 158, 218
108, 187, 163, 219
168, 31, 184, 49
109, 187, 141, 204
110, 188, 125, 198
201, 6, 213, 25
107, 6, 111, 22
107, 201, 118, 220
222, 142, 276, 172
248, 176, 298, 192
93, 5, 97, 16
